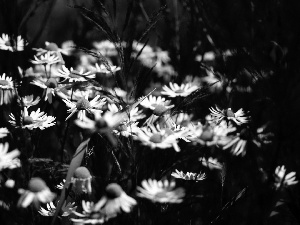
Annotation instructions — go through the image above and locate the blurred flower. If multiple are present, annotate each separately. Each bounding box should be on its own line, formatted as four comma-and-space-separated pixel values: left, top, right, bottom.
141, 95, 173, 110
0, 127, 9, 138
209, 106, 249, 125
71, 167, 92, 195
5, 179, 15, 188
9, 108, 56, 130
93, 40, 118, 57
0, 34, 26, 52
161, 82, 198, 98
0, 73, 15, 105
22, 95, 40, 108
274, 166, 298, 189
17, 178, 56, 208
31, 77, 59, 103
0, 143, 20, 171
63, 94, 106, 120
72, 201, 105, 224
171, 169, 206, 181
38, 201, 76, 217
57, 65, 95, 82
200, 70, 224, 93
93, 63, 120, 75
108, 103, 145, 123
30, 52, 60, 65
137, 179, 185, 203
199, 157, 222, 170
113, 122, 140, 137
55, 179, 66, 190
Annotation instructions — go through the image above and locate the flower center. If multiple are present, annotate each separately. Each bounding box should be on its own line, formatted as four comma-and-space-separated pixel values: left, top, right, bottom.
28, 178, 47, 192
149, 133, 164, 143
199, 127, 214, 142
45, 78, 58, 88
105, 183, 123, 198
23, 116, 34, 125
76, 98, 90, 110
74, 167, 91, 179
225, 108, 235, 118
174, 89, 184, 94
153, 105, 168, 116
0, 79, 9, 86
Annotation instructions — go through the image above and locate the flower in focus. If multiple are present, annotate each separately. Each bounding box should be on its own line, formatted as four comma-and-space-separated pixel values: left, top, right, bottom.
0, 127, 9, 138
0, 143, 20, 171
17, 177, 56, 208
274, 165, 298, 189
63, 94, 106, 120
71, 167, 92, 195
9, 107, 56, 130
0, 73, 15, 105
0, 34, 26, 52
171, 169, 206, 181
31, 77, 59, 103
30, 52, 60, 65
57, 65, 95, 82
199, 157, 223, 170
161, 82, 198, 98
209, 106, 249, 125
22, 95, 40, 108
137, 179, 185, 203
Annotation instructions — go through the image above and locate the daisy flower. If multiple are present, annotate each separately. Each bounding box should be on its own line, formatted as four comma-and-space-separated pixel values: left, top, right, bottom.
274, 166, 298, 189
93, 63, 121, 75
63, 94, 106, 120
71, 167, 92, 195
57, 65, 95, 82
30, 51, 60, 65
108, 103, 145, 123
171, 169, 206, 181
199, 157, 223, 170
22, 95, 40, 108
135, 125, 184, 152
161, 82, 198, 98
39, 201, 76, 217
0, 34, 26, 52
137, 179, 185, 203
93, 40, 118, 57
0, 73, 15, 105
209, 106, 249, 125
72, 201, 105, 224
9, 107, 56, 130
31, 77, 59, 103
17, 177, 56, 208
140, 95, 172, 110
0, 127, 9, 138
0, 143, 20, 171
113, 122, 140, 137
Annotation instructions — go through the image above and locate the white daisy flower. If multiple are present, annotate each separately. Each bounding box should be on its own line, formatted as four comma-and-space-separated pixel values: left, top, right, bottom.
57, 65, 95, 82
17, 178, 56, 208
137, 179, 185, 203
209, 106, 250, 125
199, 157, 223, 170
0, 127, 9, 138
63, 94, 106, 121
108, 103, 145, 123
161, 82, 198, 98
9, 107, 56, 130
171, 169, 206, 181
93, 40, 118, 57
22, 95, 40, 108
0, 143, 20, 171
93, 63, 120, 75
0, 73, 15, 105
30, 52, 60, 65
0, 34, 26, 52
140, 95, 173, 110
274, 166, 298, 189
0, 73, 14, 89
38, 201, 76, 217
31, 77, 59, 103
72, 201, 105, 224
71, 167, 92, 195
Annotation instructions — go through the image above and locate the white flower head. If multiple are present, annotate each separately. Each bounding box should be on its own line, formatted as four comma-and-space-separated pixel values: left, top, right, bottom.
137, 179, 185, 203
0, 34, 26, 52
171, 169, 206, 181
30, 52, 60, 65
22, 95, 40, 108
0, 143, 20, 171
0, 73, 14, 90
93, 63, 120, 75
71, 167, 92, 195
209, 106, 250, 125
31, 77, 59, 103
161, 82, 198, 98
57, 65, 95, 82
199, 157, 223, 170
0, 73, 16, 105
274, 165, 298, 189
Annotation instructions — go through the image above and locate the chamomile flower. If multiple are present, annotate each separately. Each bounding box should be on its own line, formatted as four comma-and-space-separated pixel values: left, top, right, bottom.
38, 201, 76, 217
22, 95, 40, 108
137, 179, 185, 203
57, 65, 95, 82
108, 103, 145, 123
199, 157, 223, 170
93, 63, 121, 75
161, 82, 198, 98
140, 95, 172, 110
0, 73, 15, 105
0, 73, 14, 89
9, 107, 56, 130
30, 52, 60, 65
274, 166, 298, 189
63, 94, 106, 121
72, 201, 105, 224
71, 167, 92, 195
17, 178, 56, 208
93, 40, 118, 57
171, 169, 206, 181
0, 34, 26, 52
209, 106, 249, 125
31, 77, 59, 103
0, 143, 20, 171
113, 122, 140, 137
0, 127, 9, 138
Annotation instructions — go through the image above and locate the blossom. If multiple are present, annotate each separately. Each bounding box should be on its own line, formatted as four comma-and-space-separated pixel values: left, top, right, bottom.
38, 201, 76, 217
137, 179, 185, 203
93, 63, 120, 75
71, 167, 92, 195
108, 103, 145, 123
0, 127, 9, 138
0, 143, 20, 171
209, 106, 249, 125
161, 82, 198, 98
274, 166, 298, 189
31, 77, 59, 103
199, 157, 223, 170
9, 107, 56, 130
0, 73, 14, 89
171, 169, 206, 181
140, 95, 173, 110
57, 65, 95, 82
113, 122, 140, 137
17, 177, 56, 208
93, 40, 118, 57
22, 95, 40, 108
0, 34, 26, 52
0, 73, 15, 105
30, 52, 60, 65
63, 94, 106, 120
